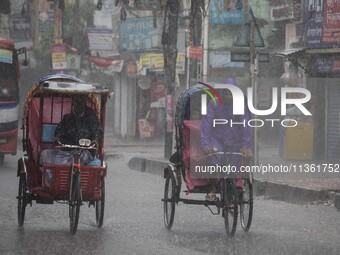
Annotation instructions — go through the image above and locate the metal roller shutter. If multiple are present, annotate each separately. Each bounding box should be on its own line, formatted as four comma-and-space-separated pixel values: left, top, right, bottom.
327, 83, 340, 162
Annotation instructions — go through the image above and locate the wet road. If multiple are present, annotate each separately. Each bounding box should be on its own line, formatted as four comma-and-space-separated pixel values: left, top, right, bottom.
0, 153, 340, 255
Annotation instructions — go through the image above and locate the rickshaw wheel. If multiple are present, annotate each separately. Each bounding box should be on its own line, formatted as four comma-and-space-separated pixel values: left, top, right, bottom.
163, 174, 176, 230
95, 179, 105, 227
69, 173, 81, 234
240, 177, 253, 232
223, 179, 238, 237
18, 173, 27, 227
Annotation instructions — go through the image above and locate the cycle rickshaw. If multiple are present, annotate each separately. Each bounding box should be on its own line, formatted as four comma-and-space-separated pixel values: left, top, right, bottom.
162, 83, 254, 237
17, 74, 109, 234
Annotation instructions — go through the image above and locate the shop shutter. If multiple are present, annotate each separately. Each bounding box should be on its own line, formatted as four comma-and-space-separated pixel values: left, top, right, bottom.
327, 84, 340, 162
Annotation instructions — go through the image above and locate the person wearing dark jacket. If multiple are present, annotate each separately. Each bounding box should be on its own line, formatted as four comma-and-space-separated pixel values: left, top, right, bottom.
54, 94, 103, 165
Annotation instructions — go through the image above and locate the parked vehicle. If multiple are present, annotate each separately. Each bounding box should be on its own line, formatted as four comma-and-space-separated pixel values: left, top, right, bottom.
0, 38, 27, 165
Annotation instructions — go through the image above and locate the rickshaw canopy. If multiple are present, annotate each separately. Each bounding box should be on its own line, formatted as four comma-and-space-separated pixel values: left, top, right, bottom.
31, 74, 110, 96
175, 83, 218, 128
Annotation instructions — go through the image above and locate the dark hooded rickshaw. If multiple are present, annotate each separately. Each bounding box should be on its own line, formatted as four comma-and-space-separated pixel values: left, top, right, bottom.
17, 74, 109, 234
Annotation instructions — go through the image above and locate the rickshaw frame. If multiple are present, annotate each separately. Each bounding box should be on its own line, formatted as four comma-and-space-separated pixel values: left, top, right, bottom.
17, 74, 109, 234
162, 83, 254, 237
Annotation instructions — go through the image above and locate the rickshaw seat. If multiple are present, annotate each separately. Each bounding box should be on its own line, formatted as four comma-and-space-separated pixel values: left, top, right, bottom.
42, 124, 58, 143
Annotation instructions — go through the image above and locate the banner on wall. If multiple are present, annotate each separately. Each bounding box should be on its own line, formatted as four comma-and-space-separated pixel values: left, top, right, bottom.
138, 53, 185, 74
210, 0, 244, 24
209, 51, 244, 68
119, 17, 162, 52
302, 0, 340, 48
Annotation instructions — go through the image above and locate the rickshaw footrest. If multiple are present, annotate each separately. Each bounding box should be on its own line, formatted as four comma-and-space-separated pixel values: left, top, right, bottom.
36, 197, 54, 204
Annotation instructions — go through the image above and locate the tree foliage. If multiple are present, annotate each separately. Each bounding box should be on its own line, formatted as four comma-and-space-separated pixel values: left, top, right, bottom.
33, 0, 95, 71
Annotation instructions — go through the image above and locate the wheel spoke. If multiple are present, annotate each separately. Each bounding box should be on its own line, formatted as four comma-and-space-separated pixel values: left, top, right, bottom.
223, 179, 238, 237
163, 174, 175, 230
240, 178, 253, 232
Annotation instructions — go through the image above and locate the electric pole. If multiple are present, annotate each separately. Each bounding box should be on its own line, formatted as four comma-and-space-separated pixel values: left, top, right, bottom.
163, 0, 180, 159
249, 14, 259, 166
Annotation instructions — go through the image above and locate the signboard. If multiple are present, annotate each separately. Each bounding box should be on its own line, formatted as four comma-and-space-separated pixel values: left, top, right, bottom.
209, 51, 244, 68
38, 11, 54, 34
322, 0, 340, 47
51, 44, 67, 71
271, 5, 294, 21
126, 61, 138, 77
119, 17, 162, 52
54, 9, 62, 40
234, 9, 265, 48
176, 54, 185, 72
9, 14, 31, 40
0, 0, 10, 14
52, 61, 67, 70
189, 47, 203, 59
127, 0, 161, 10
210, 0, 244, 24
67, 54, 81, 70
138, 53, 185, 73
138, 76, 151, 90
303, 0, 323, 48
87, 28, 114, 51
314, 56, 340, 74
230, 52, 269, 62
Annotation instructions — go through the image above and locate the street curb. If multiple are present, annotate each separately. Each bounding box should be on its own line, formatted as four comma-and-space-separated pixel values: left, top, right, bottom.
128, 156, 332, 205
335, 193, 340, 211
104, 152, 125, 160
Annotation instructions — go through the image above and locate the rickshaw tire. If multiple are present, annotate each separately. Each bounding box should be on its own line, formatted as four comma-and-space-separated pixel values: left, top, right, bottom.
240, 178, 253, 232
18, 173, 27, 227
69, 173, 81, 235
96, 179, 105, 227
164, 174, 176, 230
223, 179, 238, 238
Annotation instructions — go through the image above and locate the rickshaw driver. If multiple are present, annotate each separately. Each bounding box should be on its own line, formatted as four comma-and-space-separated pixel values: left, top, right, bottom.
200, 78, 253, 201
53, 94, 103, 165
40, 94, 103, 166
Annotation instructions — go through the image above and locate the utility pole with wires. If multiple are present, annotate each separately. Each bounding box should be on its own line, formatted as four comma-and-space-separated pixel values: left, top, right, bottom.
72, 0, 80, 47
234, 5, 265, 167
202, 0, 209, 83
249, 12, 260, 167
163, 0, 180, 159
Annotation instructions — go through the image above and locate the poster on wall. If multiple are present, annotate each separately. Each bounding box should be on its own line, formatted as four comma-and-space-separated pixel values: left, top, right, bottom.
322, 0, 340, 47
303, 0, 323, 48
119, 17, 162, 52
87, 28, 114, 51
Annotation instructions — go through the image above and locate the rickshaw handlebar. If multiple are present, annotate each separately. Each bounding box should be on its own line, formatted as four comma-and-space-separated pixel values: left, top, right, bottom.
56, 143, 97, 150
206, 151, 252, 158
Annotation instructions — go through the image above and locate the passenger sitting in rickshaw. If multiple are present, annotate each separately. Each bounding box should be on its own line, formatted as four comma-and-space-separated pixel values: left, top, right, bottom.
182, 108, 211, 191
201, 78, 253, 201
40, 94, 103, 166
